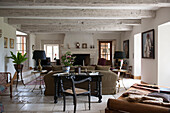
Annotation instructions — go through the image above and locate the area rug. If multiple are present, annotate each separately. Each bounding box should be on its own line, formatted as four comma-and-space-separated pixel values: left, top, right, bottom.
26, 76, 44, 85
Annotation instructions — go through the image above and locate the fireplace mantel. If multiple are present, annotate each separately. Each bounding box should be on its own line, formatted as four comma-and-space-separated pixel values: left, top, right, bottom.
61, 48, 96, 56
61, 48, 97, 65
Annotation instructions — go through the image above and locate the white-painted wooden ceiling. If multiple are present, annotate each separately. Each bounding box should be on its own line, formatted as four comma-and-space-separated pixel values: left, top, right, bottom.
1, 0, 170, 33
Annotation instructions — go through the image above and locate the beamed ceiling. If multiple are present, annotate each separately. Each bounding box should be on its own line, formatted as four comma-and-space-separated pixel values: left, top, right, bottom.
1, 0, 170, 34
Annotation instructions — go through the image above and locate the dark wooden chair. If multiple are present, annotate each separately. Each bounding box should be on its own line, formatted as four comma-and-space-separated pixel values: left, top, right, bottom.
60, 75, 91, 113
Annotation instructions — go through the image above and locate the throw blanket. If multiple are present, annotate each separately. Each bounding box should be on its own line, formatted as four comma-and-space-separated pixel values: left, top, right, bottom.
123, 90, 170, 107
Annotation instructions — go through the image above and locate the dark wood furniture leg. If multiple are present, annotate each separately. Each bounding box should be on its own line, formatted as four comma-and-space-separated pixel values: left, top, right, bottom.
54, 77, 58, 103
98, 76, 102, 103
20, 70, 25, 86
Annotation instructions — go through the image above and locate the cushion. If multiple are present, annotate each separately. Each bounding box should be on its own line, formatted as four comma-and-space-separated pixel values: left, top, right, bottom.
0, 102, 4, 112
96, 65, 110, 71
0, 85, 6, 94
147, 92, 170, 103
52, 65, 62, 71
107, 99, 170, 113
81, 66, 95, 70
0, 73, 7, 85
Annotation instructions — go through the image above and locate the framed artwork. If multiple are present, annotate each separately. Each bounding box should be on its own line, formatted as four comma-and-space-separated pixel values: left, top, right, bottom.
142, 29, 155, 59
82, 43, 87, 48
4, 37, 8, 48
10, 38, 14, 49
123, 40, 129, 58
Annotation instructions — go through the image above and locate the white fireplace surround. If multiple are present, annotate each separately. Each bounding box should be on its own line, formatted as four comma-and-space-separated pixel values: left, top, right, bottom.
61, 48, 97, 65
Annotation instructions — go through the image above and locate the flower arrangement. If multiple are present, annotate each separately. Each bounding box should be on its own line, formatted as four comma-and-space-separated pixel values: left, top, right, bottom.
61, 51, 76, 66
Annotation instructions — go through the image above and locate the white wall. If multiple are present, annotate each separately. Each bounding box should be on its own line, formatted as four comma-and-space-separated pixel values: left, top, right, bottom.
64, 32, 94, 49
64, 32, 121, 64
134, 33, 141, 77
35, 33, 65, 50
121, 7, 170, 84
28, 33, 36, 68
0, 17, 16, 76
121, 26, 141, 75
158, 24, 170, 87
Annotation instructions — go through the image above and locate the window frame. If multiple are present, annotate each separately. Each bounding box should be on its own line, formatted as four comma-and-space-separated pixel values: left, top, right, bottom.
44, 44, 60, 62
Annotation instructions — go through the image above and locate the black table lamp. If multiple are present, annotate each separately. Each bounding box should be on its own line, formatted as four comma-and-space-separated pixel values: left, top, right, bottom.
33, 50, 46, 71
114, 51, 125, 70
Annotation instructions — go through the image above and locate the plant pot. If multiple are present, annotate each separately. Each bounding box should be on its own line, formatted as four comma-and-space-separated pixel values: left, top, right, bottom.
14, 64, 23, 72
62, 66, 70, 73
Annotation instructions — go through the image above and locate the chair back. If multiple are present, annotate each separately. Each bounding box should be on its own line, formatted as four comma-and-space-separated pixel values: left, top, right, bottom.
0, 72, 10, 85
0, 72, 12, 96
98, 58, 106, 66
60, 75, 91, 95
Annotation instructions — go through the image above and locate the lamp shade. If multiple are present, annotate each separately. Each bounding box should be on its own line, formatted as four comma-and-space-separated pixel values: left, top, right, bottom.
33, 50, 46, 60
114, 51, 126, 59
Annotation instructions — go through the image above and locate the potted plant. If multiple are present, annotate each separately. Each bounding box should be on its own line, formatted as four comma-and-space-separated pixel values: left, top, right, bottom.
61, 51, 76, 73
8, 51, 28, 72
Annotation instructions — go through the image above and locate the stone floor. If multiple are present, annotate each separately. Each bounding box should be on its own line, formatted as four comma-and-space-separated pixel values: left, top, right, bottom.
1, 78, 140, 113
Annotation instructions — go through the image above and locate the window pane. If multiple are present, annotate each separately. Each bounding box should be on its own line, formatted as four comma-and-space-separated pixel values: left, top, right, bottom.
24, 44, 26, 50
16, 37, 21, 43
23, 37, 26, 43
108, 55, 110, 60
53, 45, 59, 59
17, 44, 20, 50
46, 46, 52, 58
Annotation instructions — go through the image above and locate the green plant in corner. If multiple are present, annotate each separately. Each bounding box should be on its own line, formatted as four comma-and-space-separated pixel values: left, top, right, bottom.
8, 51, 28, 64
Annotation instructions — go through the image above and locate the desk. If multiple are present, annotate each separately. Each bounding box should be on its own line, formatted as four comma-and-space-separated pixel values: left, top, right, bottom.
31, 70, 47, 94
53, 73, 103, 103
112, 69, 127, 92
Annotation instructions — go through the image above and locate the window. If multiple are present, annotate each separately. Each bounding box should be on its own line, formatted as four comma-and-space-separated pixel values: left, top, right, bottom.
44, 44, 59, 62
16, 36, 26, 55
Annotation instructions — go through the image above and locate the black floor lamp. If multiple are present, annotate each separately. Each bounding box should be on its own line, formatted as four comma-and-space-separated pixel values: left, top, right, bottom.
33, 50, 46, 71
114, 51, 125, 70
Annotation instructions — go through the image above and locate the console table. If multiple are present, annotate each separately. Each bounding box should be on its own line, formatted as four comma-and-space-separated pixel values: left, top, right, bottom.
53, 73, 103, 103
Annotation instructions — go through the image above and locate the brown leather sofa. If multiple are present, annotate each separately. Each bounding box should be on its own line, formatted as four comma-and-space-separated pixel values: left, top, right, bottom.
43, 65, 118, 96
105, 99, 170, 113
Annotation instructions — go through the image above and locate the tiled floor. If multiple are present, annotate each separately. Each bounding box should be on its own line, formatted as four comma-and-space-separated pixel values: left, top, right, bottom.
1, 78, 140, 113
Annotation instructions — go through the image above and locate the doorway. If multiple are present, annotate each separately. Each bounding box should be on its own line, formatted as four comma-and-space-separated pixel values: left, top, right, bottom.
99, 41, 112, 65
134, 33, 141, 77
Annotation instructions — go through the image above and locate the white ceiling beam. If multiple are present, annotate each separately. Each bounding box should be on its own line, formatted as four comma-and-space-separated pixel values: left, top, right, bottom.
8, 18, 141, 26
20, 24, 133, 32
0, 0, 170, 7
1, 1, 170, 11
0, 9, 155, 19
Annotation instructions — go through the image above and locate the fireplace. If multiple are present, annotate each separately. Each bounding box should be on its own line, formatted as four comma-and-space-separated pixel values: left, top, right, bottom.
72, 54, 90, 66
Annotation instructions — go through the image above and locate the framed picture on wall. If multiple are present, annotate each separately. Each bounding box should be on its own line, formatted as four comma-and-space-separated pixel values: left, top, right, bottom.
10, 38, 14, 49
82, 43, 87, 49
123, 40, 129, 58
4, 37, 8, 48
142, 29, 155, 59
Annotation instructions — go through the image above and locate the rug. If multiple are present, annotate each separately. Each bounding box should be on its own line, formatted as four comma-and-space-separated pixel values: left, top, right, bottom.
26, 76, 45, 85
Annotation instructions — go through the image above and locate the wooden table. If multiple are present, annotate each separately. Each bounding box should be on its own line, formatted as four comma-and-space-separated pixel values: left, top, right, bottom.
31, 70, 47, 94
53, 73, 103, 103
112, 69, 127, 92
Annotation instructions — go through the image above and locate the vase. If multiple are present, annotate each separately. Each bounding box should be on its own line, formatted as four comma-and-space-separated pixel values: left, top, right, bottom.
14, 64, 23, 73
62, 66, 70, 73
